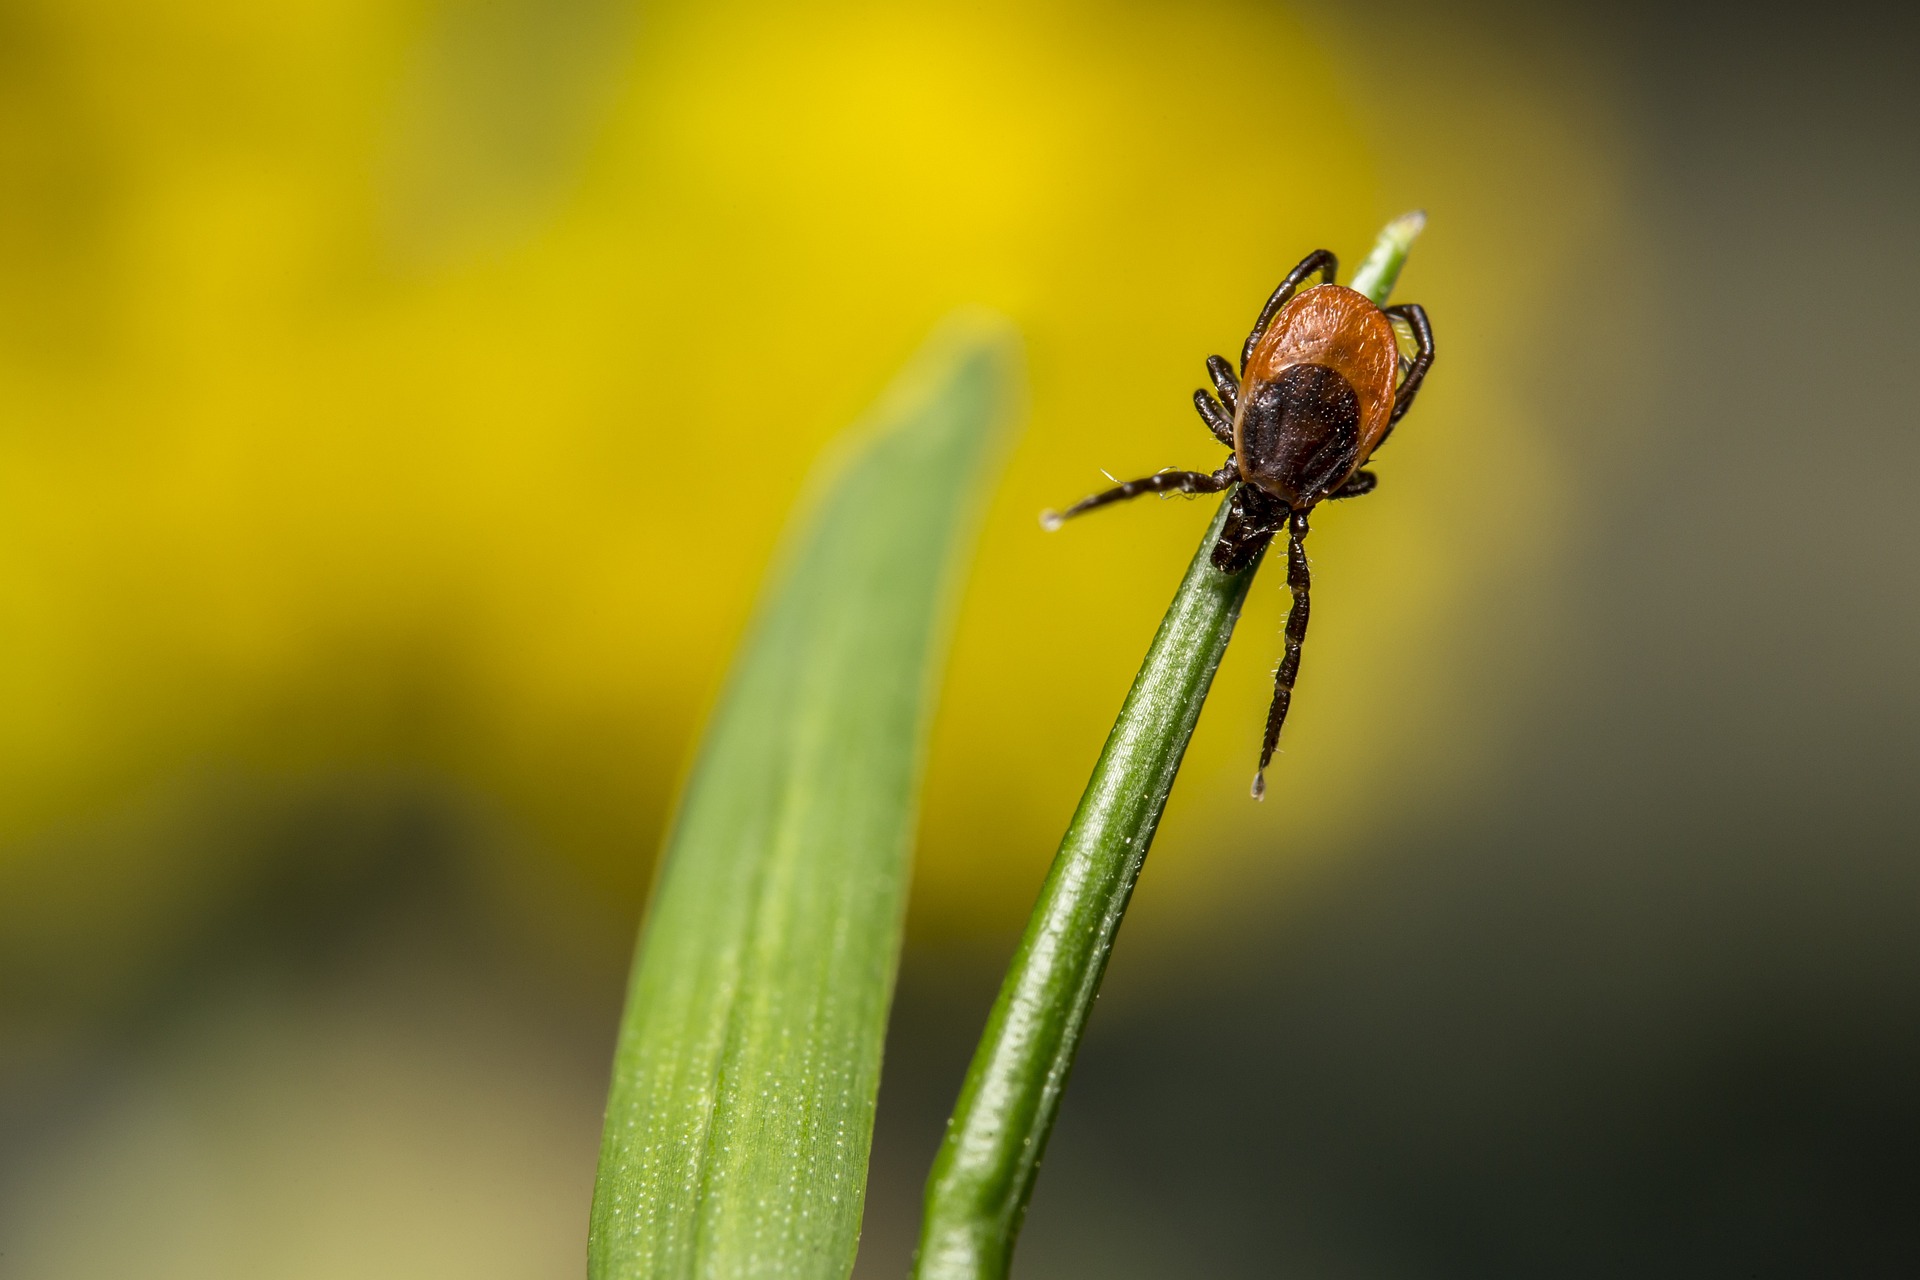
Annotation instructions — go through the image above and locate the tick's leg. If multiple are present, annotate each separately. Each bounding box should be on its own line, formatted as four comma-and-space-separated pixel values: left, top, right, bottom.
1042, 459, 1238, 529
1328, 469, 1377, 500
1195, 354, 1243, 445
1206, 355, 1240, 414
1382, 303, 1435, 427
1211, 484, 1283, 573
1193, 389, 1234, 447
1253, 508, 1313, 799
1241, 249, 1338, 372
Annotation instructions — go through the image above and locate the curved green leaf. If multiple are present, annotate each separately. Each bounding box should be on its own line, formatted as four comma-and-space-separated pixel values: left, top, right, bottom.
591, 314, 1022, 1280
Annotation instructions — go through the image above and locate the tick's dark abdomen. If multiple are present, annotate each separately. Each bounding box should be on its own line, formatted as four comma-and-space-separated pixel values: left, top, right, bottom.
1238, 362, 1361, 506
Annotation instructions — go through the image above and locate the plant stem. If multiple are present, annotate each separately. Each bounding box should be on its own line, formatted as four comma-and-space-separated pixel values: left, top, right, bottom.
911, 214, 1424, 1280
912, 496, 1257, 1280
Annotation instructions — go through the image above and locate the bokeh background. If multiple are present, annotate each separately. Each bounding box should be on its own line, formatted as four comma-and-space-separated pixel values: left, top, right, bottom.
2, 0, 1915, 1275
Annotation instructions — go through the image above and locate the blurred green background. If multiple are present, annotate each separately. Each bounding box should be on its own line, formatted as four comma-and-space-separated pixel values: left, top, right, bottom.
1, 0, 1915, 1276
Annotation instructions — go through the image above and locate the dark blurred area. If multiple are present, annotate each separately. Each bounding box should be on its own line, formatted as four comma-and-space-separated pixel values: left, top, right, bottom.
3, 0, 1917, 1276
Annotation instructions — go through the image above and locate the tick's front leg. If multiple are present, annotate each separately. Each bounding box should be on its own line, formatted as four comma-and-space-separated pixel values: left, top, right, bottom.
1042, 459, 1238, 530
1253, 508, 1313, 799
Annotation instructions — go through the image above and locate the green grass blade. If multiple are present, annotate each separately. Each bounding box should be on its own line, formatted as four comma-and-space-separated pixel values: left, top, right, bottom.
1347, 209, 1427, 305
913, 217, 1425, 1280
591, 314, 1022, 1280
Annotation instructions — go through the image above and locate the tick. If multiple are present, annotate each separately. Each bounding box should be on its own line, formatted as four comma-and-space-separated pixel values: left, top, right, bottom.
1042, 247, 1435, 798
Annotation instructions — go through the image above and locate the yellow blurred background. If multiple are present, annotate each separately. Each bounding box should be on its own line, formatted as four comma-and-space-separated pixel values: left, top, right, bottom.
0, 0, 1624, 938
6, 0, 1916, 1276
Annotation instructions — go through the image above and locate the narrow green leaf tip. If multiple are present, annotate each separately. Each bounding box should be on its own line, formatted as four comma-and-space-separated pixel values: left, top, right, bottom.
590, 313, 1022, 1280
1347, 208, 1426, 305
914, 215, 1426, 1280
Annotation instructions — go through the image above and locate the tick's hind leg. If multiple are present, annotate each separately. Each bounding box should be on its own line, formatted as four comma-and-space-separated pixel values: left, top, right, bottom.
1253, 508, 1313, 799
1042, 459, 1238, 530
1382, 303, 1435, 427
1192, 354, 1241, 447
1242, 249, 1338, 371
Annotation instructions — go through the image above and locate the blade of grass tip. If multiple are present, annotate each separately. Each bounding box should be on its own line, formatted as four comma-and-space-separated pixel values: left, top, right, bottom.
912, 215, 1426, 1280
590, 312, 1022, 1280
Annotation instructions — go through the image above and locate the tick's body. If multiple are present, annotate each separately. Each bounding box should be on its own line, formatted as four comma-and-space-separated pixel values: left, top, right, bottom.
1044, 247, 1435, 796
1236, 284, 1398, 505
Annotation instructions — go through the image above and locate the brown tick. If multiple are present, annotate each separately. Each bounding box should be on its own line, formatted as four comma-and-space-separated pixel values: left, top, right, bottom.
1042, 248, 1435, 798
